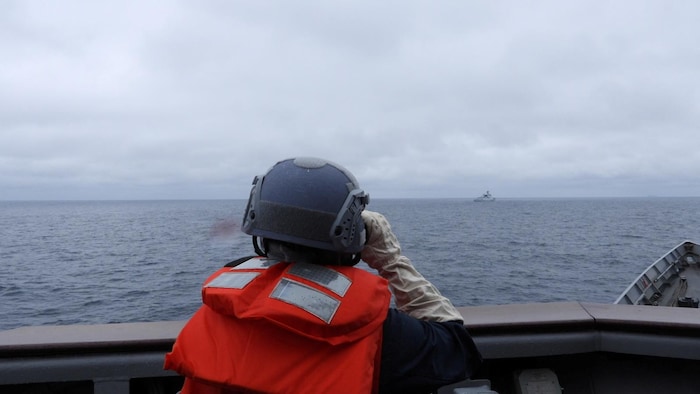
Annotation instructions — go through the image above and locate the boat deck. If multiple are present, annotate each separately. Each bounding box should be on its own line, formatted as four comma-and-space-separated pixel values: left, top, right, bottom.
615, 241, 700, 307
657, 259, 700, 306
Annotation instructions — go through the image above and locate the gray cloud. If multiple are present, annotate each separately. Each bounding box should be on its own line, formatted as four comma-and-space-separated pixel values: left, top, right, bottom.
2, 1, 699, 200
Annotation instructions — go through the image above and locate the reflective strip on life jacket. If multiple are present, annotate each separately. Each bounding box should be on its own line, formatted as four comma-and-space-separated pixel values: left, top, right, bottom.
205, 272, 260, 289
269, 277, 340, 323
286, 263, 352, 296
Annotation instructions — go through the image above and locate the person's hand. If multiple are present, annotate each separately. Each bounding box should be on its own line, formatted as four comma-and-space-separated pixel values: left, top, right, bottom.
361, 211, 401, 271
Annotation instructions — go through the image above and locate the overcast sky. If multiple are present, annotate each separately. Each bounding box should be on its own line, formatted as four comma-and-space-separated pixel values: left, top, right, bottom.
2, 1, 699, 200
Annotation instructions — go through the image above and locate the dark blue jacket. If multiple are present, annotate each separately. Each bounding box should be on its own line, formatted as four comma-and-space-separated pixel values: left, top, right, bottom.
379, 308, 482, 393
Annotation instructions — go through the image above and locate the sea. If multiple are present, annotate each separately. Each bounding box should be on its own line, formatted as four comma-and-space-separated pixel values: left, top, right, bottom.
2, 198, 700, 332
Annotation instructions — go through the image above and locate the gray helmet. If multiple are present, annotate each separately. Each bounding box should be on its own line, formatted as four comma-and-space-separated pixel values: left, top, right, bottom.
241, 157, 370, 254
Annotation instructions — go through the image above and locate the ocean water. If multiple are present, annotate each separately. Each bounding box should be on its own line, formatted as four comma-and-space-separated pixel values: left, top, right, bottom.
2, 198, 700, 332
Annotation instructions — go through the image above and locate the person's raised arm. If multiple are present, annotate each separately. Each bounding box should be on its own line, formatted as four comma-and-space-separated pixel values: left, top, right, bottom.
361, 210, 463, 323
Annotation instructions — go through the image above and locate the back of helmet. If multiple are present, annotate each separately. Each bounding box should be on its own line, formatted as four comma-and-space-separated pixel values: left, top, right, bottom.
241, 157, 369, 264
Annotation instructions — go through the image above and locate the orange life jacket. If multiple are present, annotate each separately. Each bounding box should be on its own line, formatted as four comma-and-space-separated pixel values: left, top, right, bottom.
164, 257, 391, 393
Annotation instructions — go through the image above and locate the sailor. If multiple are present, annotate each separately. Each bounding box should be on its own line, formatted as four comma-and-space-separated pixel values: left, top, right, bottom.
165, 157, 482, 393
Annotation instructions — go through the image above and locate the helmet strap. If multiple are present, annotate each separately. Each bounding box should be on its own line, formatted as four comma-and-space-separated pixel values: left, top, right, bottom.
252, 236, 267, 257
